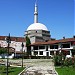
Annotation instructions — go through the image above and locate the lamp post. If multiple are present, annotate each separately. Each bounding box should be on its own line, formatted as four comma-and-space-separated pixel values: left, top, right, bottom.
21, 42, 24, 68
54, 45, 56, 56
60, 43, 63, 53
6, 33, 11, 75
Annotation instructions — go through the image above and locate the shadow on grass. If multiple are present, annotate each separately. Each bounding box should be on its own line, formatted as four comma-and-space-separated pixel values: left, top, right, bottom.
2, 70, 14, 73
0, 66, 25, 75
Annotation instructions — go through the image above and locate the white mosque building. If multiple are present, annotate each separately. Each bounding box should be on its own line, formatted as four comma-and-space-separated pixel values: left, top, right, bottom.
0, 1, 75, 58
25, 2, 51, 44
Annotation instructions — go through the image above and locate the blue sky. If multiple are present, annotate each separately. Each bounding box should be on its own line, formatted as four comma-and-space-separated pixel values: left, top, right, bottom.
0, 0, 74, 39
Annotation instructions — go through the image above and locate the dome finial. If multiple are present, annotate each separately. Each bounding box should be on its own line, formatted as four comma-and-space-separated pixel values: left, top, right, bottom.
34, 0, 38, 23
35, 0, 38, 6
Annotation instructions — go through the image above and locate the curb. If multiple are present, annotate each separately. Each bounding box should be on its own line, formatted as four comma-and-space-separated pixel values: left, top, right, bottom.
18, 66, 31, 75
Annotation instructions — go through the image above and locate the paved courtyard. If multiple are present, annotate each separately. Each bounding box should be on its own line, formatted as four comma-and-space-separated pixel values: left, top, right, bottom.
0, 59, 58, 75
19, 59, 58, 75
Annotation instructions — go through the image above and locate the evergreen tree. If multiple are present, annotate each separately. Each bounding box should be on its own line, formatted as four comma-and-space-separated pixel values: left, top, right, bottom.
26, 36, 31, 47
26, 36, 31, 57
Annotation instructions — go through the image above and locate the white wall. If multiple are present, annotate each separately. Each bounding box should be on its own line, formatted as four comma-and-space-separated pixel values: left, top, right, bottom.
0, 40, 26, 52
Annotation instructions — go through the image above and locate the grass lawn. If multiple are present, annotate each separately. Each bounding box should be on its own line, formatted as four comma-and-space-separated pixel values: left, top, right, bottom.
56, 67, 75, 75
0, 66, 25, 75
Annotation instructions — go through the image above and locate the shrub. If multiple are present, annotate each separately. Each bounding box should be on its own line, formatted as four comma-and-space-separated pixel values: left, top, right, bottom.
54, 54, 62, 66
54, 53, 75, 67
55, 56, 75, 67
54, 53, 65, 66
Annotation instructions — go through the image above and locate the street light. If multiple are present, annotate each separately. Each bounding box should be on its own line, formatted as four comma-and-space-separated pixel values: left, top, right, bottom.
21, 42, 24, 68
6, 33, 11, 75
60, 43, 63, 53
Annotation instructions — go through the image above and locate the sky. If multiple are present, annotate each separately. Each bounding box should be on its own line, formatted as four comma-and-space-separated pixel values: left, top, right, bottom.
0, 0, 74, 39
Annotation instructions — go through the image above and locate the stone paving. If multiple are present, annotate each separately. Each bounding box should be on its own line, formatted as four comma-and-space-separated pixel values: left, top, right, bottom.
20, 59, 58, 75
24, 66, 57, 75
0, 59, 58, 75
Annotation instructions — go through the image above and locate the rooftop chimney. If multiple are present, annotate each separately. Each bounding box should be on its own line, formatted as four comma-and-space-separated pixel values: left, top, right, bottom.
73, 36, 75, 38
63, 36, 65, 39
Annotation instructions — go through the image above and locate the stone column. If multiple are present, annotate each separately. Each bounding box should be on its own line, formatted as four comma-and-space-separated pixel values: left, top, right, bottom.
54, 51, 56, 55
38, 51, 40, 56
31, 51, 34, 56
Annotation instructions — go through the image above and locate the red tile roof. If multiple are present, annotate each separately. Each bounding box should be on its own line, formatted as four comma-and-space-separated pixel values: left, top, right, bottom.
31, 38, 75, 46
0, 36, 6, 40
46, 38, 75, 44
0, 36, 26, 42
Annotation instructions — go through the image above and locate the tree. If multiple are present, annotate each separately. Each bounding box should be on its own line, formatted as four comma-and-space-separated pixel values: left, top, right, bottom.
26, 36, 31, 47
26, 36, 31, 57
0, 48, 7, 54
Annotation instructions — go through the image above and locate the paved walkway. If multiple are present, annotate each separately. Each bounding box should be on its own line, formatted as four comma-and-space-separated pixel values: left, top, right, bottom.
0, 59, 58, 75
20, 59, 58, 75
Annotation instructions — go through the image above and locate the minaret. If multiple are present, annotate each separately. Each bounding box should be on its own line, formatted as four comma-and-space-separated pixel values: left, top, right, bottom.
34, 0, 38, 23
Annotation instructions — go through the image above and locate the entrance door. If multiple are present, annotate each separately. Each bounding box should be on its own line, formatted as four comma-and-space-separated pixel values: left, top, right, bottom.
46, 52, 49, 56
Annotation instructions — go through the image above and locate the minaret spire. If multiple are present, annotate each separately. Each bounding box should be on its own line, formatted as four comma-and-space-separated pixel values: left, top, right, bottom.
34, 0, 38, 23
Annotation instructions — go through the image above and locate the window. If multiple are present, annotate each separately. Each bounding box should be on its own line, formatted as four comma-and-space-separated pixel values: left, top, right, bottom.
54, 45, 58, 49
62, 43, 70, 48
50, 45, 54, 49
39, 46, 45, 49
33, 46, 38, 50
50, 51, 54, 55
39, 51, 43, 55
50, 45, 58, 49
34, 51, 38, 55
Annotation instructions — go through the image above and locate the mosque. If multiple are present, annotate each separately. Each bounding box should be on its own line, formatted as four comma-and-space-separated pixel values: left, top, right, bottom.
0, 1, 75, 58
25, 2, 51, 44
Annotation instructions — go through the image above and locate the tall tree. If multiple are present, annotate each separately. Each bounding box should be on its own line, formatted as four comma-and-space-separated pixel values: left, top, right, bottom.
26, 36, 31, 56
26, 36, 31, 47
